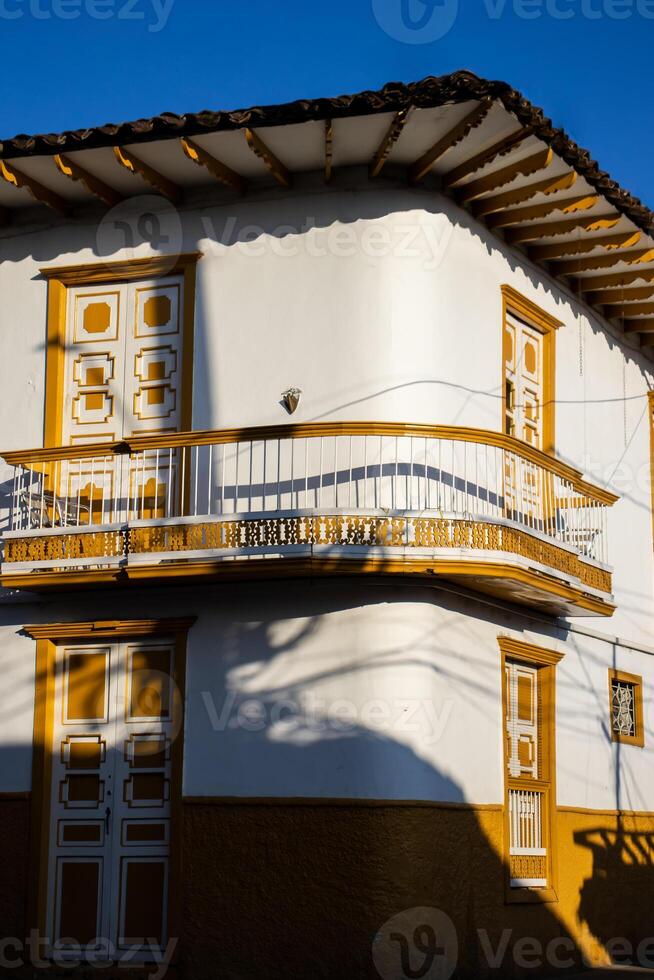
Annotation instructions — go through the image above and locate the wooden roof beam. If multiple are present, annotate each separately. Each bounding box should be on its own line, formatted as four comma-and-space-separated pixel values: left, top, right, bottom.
457, 147, 553, 205
624, 318, 654, 334
369, 108, 413, 179
504, 211, 620, 245
529, 231, 641, 263
54, 154, 123, 208
577, 268, 654, 292
0, 160, 69, 215
486, 193, 599, 230
245, 129, 292, 189
180, 137, 247, 195
114, 147, 181, 203
408, 99, 493, 185
325, 119, 334, 183
586, 284, 654, 305
604, 301, 654, 320
441, 127, 532, 188
473, 171, 578, 220
551, 248, 654, 278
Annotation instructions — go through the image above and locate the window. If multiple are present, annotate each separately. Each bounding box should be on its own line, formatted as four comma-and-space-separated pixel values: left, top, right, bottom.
501, 286, 561, 456
609, 669, 644, 747
499, 637, 563, 903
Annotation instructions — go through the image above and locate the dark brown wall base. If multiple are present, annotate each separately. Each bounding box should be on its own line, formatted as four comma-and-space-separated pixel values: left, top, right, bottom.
181, 799, 644, 980
0, 796, 30, 946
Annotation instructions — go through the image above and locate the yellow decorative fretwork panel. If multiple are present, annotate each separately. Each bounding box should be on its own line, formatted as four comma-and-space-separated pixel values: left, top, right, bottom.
3, 516, 612, 597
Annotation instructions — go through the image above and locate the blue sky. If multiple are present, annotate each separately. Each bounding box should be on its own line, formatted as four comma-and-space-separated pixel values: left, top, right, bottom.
1, 0, 652, 208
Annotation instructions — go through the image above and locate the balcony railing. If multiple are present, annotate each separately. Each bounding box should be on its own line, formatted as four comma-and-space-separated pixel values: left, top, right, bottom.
1, 423, 617, 610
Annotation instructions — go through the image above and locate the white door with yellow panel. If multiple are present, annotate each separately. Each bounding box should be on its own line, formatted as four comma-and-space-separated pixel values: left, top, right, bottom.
503, 309, 545, 523
46, 640, 176, 961
60, 276, 184, 522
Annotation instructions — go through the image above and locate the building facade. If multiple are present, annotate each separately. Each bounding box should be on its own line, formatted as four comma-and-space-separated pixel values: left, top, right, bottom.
0, 72, 653, 978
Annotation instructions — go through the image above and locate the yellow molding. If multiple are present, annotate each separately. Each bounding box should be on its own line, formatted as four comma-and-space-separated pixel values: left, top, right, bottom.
498, 635, 565, 665
408, 99, 493, 184
182, 796, 504, 810
22, 618, 196, 639
39, 251, 202, 285
244, 128, 292, 188
368, 107, 413, 179
3, 555, 616, 615
500, 284, 563, 331
457, 147, 553, 204
2, 420, 619, 506
609, 668, 645, 748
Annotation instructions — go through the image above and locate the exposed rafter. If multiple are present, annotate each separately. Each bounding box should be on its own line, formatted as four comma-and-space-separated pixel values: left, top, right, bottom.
456, 147, 553, 205
53, 153, 122, 208
324, 119, 334, 183
441, 127, 532, 188
485, 194, 599, 231
0, 206, 10, 227
577, 268, 654, 292
604, 301, 654, 320
586, 284, 654, 305
407, 99, 493, 185
504, 212, 620, 245
244, 128, 292, 188
180, 137, 247, 195
473, 171, 577, 219
551, 248, 654, 277
528, 231, 641, 263
369, 108, 413, 179
0, 160, 69, 215
113, 147, 181, 203
624, 318, 654, 334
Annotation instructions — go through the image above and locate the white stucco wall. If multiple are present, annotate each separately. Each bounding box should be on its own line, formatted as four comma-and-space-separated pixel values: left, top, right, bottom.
1, 582, 652, 810
0, 183, 652, 803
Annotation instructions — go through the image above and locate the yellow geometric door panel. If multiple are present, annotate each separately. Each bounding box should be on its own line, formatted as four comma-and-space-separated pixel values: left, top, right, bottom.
60, 277, 184, 521
47, 641, 174, 961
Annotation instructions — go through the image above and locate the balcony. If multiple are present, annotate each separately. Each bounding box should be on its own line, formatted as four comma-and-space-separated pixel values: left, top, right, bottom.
1, 423, 617, 615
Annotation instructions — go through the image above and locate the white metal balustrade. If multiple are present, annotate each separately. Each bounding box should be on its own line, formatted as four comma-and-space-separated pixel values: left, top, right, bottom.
7, 429, 610, 561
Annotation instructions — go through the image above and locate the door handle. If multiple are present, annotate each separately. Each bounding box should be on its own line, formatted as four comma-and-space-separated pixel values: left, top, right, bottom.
105, 806, 111, 833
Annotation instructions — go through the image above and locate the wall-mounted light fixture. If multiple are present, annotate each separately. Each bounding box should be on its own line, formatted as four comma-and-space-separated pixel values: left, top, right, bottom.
281, 387, 302, 414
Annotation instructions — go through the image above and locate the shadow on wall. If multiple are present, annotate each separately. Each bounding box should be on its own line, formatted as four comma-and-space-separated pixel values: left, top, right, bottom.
179, 591, 654, 980
0, 588, 653, 979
